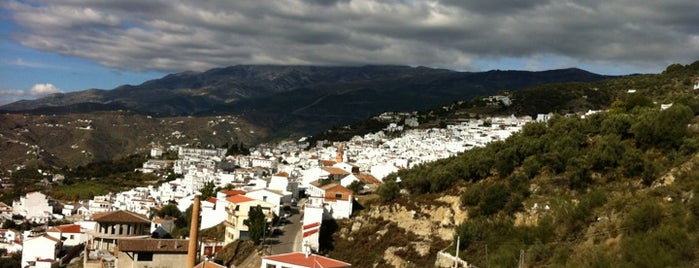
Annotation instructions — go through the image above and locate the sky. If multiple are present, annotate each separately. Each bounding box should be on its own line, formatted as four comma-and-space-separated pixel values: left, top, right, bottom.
1, 0, 698, 106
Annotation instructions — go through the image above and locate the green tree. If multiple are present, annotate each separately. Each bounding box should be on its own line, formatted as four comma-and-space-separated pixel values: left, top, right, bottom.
199, 180, 217, 200
244, 205, 267, 245
347, 181, 365, 194
377, 180, 400, 202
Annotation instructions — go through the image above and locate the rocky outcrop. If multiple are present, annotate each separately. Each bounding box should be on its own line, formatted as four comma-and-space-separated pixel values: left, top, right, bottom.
334, 194, 467, 267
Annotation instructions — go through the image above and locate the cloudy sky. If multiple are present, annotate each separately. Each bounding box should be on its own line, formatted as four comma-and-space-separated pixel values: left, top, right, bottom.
1, 0, 698, 105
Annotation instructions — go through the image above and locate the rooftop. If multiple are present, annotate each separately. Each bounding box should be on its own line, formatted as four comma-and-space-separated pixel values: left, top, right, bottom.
91, 210, 150, 224
263, 252, 351, 268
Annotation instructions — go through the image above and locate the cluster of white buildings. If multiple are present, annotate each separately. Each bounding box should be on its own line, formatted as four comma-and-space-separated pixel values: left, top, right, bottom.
3, 108, 542, 267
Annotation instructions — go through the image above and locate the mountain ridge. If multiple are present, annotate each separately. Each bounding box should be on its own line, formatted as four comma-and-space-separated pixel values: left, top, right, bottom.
0, 65, 609, 117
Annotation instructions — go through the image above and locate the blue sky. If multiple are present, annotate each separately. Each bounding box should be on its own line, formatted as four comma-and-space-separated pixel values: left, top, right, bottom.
1, 0, 698, 106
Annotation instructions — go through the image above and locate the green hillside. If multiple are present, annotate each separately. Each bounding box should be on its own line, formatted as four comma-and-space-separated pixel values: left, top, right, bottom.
370, 61, 699, 267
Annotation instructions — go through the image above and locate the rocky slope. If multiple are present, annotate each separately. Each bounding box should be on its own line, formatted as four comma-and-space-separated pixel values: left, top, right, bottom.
327, 194, 468, 267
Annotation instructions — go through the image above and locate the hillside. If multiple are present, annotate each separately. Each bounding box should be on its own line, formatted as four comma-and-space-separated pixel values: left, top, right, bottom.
325, 61, 699, 267
0, 112, 263, 170
0, 65, 612, 171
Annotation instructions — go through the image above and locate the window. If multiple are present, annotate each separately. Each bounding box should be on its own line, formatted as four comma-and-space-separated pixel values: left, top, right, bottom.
335, 193, 343, 199
137, 252, 153, 261
263, 196, 267, 201
70, 235, 74, 239
266, 264, 276, 268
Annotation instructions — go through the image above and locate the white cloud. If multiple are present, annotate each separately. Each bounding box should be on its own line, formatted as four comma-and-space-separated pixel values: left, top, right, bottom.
29, 83, 62, 96
0, 89, 27, 106
0, 89, 25, 96
3, 0, 699, 73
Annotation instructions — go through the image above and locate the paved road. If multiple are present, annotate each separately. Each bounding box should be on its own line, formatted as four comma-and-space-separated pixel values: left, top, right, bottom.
263, 206, 303, 255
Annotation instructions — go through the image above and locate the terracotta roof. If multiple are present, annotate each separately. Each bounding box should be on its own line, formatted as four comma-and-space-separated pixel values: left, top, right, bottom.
219, 189, 246, 197
319, 160, 337, 166
91, 210, 150, 224
47, 224, 81, 233
356, 174, 382, 186
322, 167, 350, 175
206, 197, 217, 203
310, 181, 342, 191
263, 252, 351, 268
118, 239, 188, 253
194, 261, 226, 268
226, 195, 255, 204
274, 172, 289, 177
152, 218, 175, 224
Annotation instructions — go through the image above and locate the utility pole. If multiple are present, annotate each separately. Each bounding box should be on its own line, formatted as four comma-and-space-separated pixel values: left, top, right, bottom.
454, 235, 460, 268
519, 249, 524, 268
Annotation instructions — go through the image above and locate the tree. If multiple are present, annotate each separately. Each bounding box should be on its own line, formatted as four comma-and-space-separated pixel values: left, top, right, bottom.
347, 181, 365, 194
377, 180, 400, 202
199, 180, 217, 200
244, 205, 267, 245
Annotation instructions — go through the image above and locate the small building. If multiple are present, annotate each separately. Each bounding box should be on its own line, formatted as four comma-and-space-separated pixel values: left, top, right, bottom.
223, 195, 274, 245
116, 239, 188, 268
21, 234, 61, 268
46, 224, 87, 247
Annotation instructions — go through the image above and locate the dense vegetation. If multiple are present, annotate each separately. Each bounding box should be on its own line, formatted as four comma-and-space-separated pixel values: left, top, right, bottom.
376, 61, 699, 267
48, 153, 163, 200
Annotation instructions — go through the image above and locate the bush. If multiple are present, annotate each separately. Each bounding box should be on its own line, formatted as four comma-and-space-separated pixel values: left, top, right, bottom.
377, 180, 400, 202
624, 200, 663, 233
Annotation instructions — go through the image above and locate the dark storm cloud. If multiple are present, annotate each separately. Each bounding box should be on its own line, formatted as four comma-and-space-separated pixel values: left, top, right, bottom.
4, 0, 698, 73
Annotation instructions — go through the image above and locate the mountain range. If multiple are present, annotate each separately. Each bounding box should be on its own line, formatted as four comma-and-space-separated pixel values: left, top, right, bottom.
1, 65, 612, 135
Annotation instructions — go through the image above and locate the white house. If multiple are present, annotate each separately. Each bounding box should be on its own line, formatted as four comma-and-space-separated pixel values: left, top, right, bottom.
0, 229, 19, 244
12, 192, 53, 224
305, 181, 353, 220
693, 78, 699, 90
268, 172, 291, 192
369, 164, 399, 182
46, 224, 87, 247
245, 189, 287, 216
199, 197, 229, 230
21, 234, 61, 268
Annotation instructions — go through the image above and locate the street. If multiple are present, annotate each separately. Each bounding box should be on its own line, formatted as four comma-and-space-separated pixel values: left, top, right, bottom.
262, 205, 303, 255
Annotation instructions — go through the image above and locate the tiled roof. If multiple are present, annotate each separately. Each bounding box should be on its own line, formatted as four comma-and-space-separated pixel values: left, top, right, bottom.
319, 160, 336, 166
219, 189, 246, 197
263, 252, 351, 268
92, 210, 150, 224
274, 172, 289, 177
47, 224, 81, 233
322, 167, 350, 175
226, 195, 255, 204
356, 174, 382, 186
206, 197, 217, 203
118, 238, 188, 253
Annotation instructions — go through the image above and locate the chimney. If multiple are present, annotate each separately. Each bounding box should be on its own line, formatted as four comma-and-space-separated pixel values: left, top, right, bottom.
186, 195, 201, 268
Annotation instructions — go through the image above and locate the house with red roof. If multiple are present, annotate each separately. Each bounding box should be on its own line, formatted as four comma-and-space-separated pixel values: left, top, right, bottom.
46, 224, 87, 247
306, 181, 354, 220
223, 195, 274, 245
261, 252, 351, 268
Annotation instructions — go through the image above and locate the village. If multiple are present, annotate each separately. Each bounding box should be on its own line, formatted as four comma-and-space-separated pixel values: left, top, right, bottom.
1, 102, 546, 268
